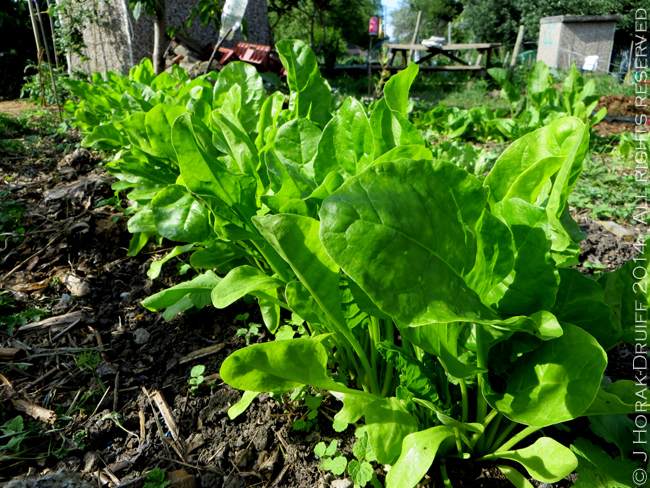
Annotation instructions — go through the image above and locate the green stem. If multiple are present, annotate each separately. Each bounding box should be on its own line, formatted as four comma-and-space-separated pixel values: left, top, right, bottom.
494, 425, 541, 453
244, 255, 261, 270
459, 379, 469, 424
470, 408, 499, 450
345, 330, 380, 395
250, 239, 293, 283
474, 324, 489, 453
454, 427, 463, 456
339, 337, 363, 386
274, 257, 379, 395
482, 409, 499, 430
401, 335, 416, 357
446, 453, 471, 460
380, 357, 394, 398
487, 420, 518, 453
483, 412, 503, 451
441, 460, 454, 488
380, 319, 394, 398
459, 433, 475, 454
370, 316, 381, 374
475, 325, 488, 424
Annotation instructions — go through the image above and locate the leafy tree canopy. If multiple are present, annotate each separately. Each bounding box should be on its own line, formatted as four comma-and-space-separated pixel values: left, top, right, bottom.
391, 0, 462, 43
392, 0, 647, 46
270, 0, 381, 54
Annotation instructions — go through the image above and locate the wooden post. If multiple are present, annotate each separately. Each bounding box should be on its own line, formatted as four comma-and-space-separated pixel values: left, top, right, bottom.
503, 51, 511, 68
510, 25, 525, 75
35, 0, 62, 118
26, 0, 47, 106
626, 40, 634, 82
368, 35, 373, 97
408, 11, 422, 62
447, 22, 451, 45
45, 0, 60, 70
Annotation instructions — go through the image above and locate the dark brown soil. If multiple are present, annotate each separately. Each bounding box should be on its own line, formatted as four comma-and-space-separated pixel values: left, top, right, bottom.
576, 217, 642, 272
592, 118, 634, 137
0, 111, 644, 488
596, 93, 649, 118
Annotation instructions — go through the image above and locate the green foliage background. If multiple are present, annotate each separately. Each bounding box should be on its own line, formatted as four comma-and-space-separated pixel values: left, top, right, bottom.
391, 0, 648, 46
269, 0, 381, 58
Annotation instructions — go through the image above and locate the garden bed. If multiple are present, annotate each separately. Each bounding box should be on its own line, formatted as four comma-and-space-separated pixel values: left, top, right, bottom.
0, 104, 646, 488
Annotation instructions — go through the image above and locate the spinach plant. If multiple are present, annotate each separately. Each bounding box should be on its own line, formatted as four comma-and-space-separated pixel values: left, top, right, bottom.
415, 61, 607, 142
487, 61, 607, 139
66, 40, 649, 487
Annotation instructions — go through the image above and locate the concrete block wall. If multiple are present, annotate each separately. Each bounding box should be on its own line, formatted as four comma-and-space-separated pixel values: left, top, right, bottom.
68, 0, 270, 75
537, 15, 620, 73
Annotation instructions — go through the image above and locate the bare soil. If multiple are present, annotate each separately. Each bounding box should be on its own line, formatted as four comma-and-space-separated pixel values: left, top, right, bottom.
0, 101, 40, 117
596, 94, 649, 118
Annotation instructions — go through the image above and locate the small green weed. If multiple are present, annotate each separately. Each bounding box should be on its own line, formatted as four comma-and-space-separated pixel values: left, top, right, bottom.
76, 350, 107, 392
0, 414, 53, 474
143, 468, 170, 488
292, 394, 322, 433
569, 155, 645, 222
0, 139, 25, 155
0, 416, 29, 458
53, 430, 88, 459
315, 440, 347, 475
76, 350, 101, 371
100, 412, 138, 438
188, 365, 206, 395
0, 195, 26, 245
95, 190, 126, 212
0, 295, 48, 335
235, 313, 261, 345
313, 426, 380, 488
275, 313, 310, 340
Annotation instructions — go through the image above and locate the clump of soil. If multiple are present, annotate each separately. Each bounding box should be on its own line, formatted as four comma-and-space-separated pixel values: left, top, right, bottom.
576, 217, 642, 272
596, 93, 649, 118
592, 118, 633, 137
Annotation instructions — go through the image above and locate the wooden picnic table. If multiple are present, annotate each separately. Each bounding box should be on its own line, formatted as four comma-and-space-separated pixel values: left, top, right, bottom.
386, 43, 502, 76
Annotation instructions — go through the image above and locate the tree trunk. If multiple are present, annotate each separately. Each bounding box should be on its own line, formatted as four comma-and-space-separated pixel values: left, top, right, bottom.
153, 6, 167, 75
314, 10, 326, 55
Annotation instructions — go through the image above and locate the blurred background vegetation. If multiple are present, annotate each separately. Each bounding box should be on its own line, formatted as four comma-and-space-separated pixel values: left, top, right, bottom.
1, 0, 648, 100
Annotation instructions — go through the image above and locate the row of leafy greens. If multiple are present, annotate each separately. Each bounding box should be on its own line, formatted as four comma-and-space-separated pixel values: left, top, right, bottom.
67, 42, 648, 487
414, 61, 607, 142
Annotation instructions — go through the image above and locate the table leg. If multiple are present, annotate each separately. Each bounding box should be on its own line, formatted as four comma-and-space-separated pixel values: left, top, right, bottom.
439, 51, 469, 66
389, 49, 397, 67
417, 52, 437, 65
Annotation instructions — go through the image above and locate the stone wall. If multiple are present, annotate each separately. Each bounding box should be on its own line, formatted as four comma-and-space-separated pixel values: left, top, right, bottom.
70, 0, 270, 75
67, 0, 133, 75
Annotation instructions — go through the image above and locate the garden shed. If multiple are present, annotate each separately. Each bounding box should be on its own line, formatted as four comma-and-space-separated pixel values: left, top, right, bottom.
536, 14, 621, 73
